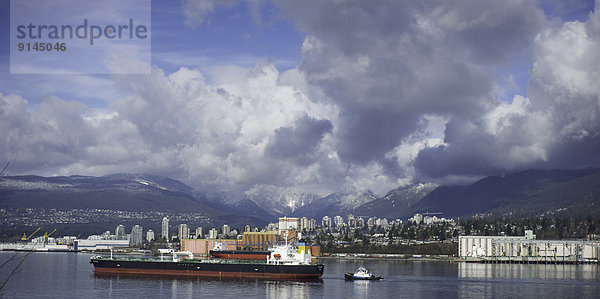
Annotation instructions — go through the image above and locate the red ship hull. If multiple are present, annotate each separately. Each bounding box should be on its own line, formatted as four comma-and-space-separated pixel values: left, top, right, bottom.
209, 250, 270, 260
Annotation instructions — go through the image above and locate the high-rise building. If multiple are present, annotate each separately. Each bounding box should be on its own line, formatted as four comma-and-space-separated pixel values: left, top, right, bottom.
412, 213, 423, 225
115, 224, 126, 240
161, 217, 169, 241
195, 227, 203, 239
222, 224, 230, 236
347, 214, 355, 227
334, 216, 344, 227
424, 216, 433, 225
278, 217, 299, 231
178, 224, 189, 240
244, 225, 251, 233
267, 223, 278, 231
380, 218, 389, 229
356, 217, 365, 228
129, 225, 143, 247
146, 229, 155, 242
309, 218, 317, 231
299, 217, 309, 231
208, 228, 218, 239
321, 216, 331, 229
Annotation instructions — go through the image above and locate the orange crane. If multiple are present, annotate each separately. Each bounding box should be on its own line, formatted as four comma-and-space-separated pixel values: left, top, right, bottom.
21, 227, 42, 241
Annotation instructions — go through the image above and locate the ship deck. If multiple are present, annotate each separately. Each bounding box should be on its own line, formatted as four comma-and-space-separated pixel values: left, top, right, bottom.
92, 256, 320, 265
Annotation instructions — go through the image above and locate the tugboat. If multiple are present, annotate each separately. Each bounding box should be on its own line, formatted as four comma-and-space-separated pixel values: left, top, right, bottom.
344, 266, 383, 280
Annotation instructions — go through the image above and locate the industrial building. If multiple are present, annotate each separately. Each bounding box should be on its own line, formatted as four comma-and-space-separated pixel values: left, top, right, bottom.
278, 217, 299, 231
180, 231, 321, 257
459, 231, 600, 263
180, 238, 238, 256
75, 239, 130, 251
242, 231, 278, 250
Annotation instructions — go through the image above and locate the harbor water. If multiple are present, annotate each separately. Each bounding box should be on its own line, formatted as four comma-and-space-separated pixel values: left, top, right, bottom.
0, 252, 598, 298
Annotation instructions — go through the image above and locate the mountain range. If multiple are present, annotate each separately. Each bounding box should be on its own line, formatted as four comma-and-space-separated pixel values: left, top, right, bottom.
1, 168, 599, 233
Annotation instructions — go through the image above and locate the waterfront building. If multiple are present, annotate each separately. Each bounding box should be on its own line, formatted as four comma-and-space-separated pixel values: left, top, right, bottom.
267, 222, 278, 231
222, 224, 230, 236
115, 224, 126, 240
458, 230, 600, 262
208, 228, 218, 239
181, 238, 236, 256
161, 217, 169, 241
129, 225, 143, 247
242, 231, 277, 250
102, 231, 112, 240
77, 239, 129, 251
178, 224, 190, 240
278, 217, 299, 231
146, 229, 155, 242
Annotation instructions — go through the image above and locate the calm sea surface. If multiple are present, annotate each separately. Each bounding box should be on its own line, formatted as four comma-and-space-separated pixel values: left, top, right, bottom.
0, 252, 598, 298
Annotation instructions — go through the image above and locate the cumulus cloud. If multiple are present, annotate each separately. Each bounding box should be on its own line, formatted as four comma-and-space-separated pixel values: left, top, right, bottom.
2, 61, 344, 196
274, 0, 546, 168
2, 0, 599, 202
415, 1, 600, 179
182, 0, 264, 28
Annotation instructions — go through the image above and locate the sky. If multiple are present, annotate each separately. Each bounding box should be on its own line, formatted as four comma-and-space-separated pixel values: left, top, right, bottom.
1, 0, 599, 200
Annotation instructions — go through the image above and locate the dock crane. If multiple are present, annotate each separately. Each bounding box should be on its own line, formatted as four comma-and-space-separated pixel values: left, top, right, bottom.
42, 229, 57, 246
43, 229, 57, 238
0, 162, 8, 176
21, 227, 42, 241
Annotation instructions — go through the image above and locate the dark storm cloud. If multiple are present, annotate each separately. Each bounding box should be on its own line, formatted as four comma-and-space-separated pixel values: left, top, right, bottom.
414, 119, 508, 178
415, 3, 600, 179
266, 115, 332, 164
275, 0, 547, 173
3, 0, 599, 199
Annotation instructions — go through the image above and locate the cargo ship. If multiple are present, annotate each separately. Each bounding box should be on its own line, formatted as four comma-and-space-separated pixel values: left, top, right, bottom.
209, 242, 270, 260
90, 241, 323, 280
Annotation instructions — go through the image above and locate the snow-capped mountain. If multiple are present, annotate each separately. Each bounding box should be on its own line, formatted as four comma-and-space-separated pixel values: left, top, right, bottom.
352, 183, 438, 219
0, 173, 194, 195
243, 185, 322, 215
289, 190, 377, 219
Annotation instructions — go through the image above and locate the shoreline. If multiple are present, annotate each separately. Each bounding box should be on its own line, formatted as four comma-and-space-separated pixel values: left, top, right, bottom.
318, 253, 456, 261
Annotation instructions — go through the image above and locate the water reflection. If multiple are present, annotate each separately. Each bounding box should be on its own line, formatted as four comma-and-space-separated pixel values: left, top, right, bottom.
458, 262, 600, 280
265, 280, 321, 299
351, 280, 371, 297
457, 262, 600, 298
2, 252, 598, 298
93, 273, 323, 298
